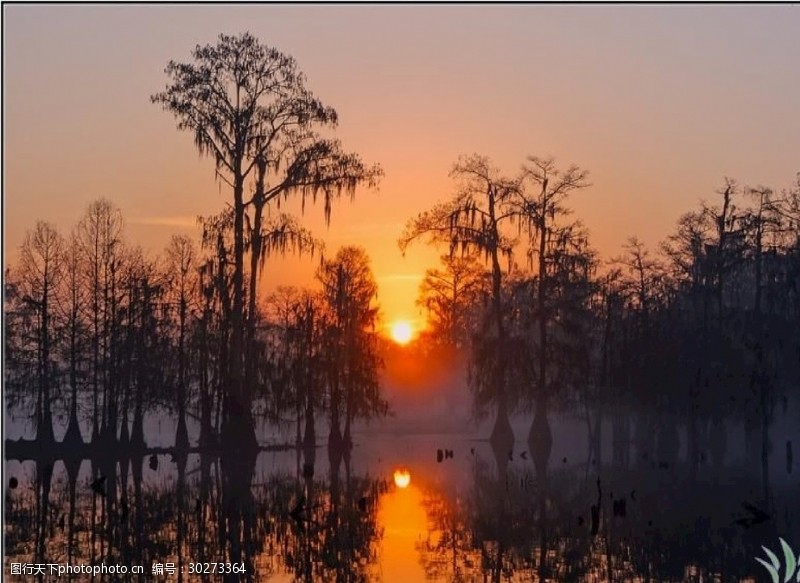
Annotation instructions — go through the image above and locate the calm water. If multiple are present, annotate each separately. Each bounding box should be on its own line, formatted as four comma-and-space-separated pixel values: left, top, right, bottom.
4, 428, 799, 582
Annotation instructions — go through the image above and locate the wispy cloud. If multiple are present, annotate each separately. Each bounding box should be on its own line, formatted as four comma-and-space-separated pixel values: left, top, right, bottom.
128, 216, 199, 229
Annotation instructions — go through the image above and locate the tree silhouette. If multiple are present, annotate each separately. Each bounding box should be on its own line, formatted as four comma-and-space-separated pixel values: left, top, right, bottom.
15, 221, 65, 445
76, 198, 125, 443
60, 231, 89, 447
400, 154, 520, 451
512, 156, 591, 464
152, 32, 381, 450
263, 286, 328, 448
417, 254, 489, 348
316, 246, 387, 449
164, 235, 198, 450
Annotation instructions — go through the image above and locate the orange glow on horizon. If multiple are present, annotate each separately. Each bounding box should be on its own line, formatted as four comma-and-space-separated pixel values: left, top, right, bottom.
392, 468, 411, 489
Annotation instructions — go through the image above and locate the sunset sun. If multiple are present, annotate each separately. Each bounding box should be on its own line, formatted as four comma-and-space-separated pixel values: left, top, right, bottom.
390, 321, 413, 345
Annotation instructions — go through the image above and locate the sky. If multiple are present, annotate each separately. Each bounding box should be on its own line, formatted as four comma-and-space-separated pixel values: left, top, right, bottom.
4, 4, 799, 331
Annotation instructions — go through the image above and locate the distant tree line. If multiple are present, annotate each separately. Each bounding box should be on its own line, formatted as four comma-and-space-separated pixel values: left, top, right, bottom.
4, 199, 387, 453
406, 156, 800, 478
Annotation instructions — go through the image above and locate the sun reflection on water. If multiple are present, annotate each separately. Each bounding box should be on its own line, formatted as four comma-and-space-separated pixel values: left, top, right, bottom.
377, 467, 428, 582
393, 467, 411, 489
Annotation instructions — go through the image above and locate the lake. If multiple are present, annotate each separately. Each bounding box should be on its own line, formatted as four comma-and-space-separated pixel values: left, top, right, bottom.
5, 417, 799, 582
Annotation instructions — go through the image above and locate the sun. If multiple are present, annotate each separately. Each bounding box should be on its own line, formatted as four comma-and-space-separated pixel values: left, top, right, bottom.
390, 321, 413, 345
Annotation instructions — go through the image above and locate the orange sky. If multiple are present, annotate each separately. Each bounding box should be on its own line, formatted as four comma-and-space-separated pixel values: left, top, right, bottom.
4, 5, 799, 328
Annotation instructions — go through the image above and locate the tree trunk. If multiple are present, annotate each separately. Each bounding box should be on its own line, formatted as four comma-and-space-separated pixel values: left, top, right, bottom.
38, 289, 55, 445
329, 377, 342, 449
245, 159, 266, 395
487, 186, 514, 451
343, 378, 354, 448
105, 266, 120, 444
92, 253, 100, 444
303, 356, 316, 450
593, 406, 603, 466
223, 173, 257, 451
528, 194, 550, 470
199, 305, 215, 449
64, 290, 84, 445
130, 370, 145, 451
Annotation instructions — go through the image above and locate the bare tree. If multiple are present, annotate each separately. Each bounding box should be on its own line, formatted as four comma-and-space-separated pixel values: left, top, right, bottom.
513, 156, 590, 457
742, 186, 784, 316
612, 237, 669, 323
77, 198, 124, 442
704, 179, 746, 325
17, 221, 65, 444
165, 235, 197, 449
60, 231, 88, 446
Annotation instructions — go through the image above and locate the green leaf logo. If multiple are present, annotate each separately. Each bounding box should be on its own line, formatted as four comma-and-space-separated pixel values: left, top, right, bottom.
756, 538, 800, 583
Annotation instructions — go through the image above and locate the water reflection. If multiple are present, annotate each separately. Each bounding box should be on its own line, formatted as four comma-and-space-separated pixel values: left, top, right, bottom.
393, 469, 411, 490
5, 435, 799, 582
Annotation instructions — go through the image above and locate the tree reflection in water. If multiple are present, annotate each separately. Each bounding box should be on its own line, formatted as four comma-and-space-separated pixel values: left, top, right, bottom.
5, 447, 385, 583
414, 442, 797, 583
5, 439, 799, 582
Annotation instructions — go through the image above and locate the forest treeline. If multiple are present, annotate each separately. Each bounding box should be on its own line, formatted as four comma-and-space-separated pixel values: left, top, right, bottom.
4, 200, 389, 452
405, 156, 800, 479
4, 33, 386, 455
4, 33, 800, 476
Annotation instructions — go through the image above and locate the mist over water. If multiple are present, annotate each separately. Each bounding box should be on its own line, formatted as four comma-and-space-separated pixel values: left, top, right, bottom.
6, 388, 799, 582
